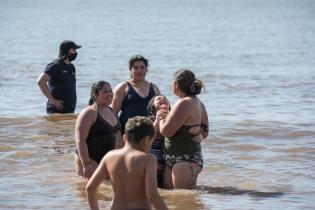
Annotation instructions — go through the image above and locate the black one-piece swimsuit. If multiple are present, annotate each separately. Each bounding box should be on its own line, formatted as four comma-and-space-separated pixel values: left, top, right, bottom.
86, 107, 121, 163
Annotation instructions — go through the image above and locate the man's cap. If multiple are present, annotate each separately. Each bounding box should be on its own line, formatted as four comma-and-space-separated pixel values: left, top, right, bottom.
60, 40, 81, 51
59, 40, 81, 59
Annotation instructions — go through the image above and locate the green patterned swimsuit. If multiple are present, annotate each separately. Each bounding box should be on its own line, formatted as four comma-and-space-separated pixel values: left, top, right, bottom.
164, 124, 203, 168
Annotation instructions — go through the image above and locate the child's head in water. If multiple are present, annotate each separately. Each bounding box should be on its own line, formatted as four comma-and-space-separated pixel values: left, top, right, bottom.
147, 95, 170, 119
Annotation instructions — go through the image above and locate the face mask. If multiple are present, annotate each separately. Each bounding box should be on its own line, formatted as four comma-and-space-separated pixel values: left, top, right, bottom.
68, 52, 77, 62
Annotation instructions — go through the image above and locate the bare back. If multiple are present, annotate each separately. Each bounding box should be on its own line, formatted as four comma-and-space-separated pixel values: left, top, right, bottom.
106, 147, 153, 210
160, 96, 208, 139
87, 141, 167, 210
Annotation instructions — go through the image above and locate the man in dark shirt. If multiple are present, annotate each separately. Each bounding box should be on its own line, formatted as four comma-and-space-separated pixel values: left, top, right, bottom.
37, 40, 81, 114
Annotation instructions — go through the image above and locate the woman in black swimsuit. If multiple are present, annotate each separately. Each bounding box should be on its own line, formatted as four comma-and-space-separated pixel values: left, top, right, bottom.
75, 81, 122, 180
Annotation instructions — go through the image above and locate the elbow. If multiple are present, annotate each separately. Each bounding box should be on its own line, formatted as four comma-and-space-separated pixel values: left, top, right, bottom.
160, 128, 173, 138
86, 184, 91, 192
37, 77, 46, 87
201, 123, 209, 138
36, 78, 42, 85
36, 74, 43, 84
37, 73, 49, 86
86, 178, 97, 193
86, 182, 92, 191
111, 103, 120, 114
160, 131, 170, 138
201, 129, 209, 138
159, 121, 176, 137
86, 183, 95, 194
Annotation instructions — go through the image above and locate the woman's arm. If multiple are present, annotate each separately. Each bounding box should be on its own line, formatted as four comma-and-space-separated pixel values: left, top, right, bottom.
159, 99, 190, 137
200, 102, 209, 138
75, 108, 95, 178
111, 82, 128, 113
115, 130, 124, 148
37, 73, 64, 110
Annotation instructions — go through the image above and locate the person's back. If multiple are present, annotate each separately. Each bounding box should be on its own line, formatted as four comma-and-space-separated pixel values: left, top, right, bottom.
158, 69, 209, 189
86, 116, 168, 210
105, 145, 154, 209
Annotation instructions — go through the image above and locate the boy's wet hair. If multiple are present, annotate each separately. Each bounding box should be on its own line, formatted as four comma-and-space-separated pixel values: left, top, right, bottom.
125, 116, 155, 144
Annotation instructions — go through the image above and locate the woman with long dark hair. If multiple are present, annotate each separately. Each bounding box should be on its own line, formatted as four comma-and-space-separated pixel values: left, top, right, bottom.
75, 81, 122, 180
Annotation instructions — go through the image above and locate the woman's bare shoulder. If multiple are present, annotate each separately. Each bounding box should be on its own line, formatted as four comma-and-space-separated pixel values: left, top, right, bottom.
146, 153, 156, 162
130, 149, 155, 161
117, 81, 129, 88
174, 97, 202, 118
175, 97, 195, 107
78, 105, 97, 119
114, 81, 128, 93
132, 152, 156, 168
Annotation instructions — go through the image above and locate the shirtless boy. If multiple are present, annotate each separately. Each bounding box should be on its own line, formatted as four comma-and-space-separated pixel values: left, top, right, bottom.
86, 116, 168, 210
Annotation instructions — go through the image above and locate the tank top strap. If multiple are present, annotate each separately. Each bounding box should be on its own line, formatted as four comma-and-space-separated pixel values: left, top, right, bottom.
95, 104, 100, 115
95, 106, 106, 122
182, 124, 202, 129
95, 105, 118, 123
148, 82, 157, 98
107, 106, 120, 120
126, 81, 134, 94
149, 82, 154, 92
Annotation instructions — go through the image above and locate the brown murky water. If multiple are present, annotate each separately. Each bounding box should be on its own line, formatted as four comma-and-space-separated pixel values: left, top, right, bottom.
1, 114, 314, 209
1, 0, 315, 209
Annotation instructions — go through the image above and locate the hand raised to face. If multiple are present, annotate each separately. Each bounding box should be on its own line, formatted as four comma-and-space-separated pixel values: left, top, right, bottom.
156, 109, 168, 121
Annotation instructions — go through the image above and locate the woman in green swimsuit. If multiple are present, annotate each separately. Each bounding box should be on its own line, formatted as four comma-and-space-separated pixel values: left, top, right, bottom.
158, 69, 209, 189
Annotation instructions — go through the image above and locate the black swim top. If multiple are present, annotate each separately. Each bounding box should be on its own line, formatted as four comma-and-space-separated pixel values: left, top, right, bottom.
118, 81, 157, 132
164, 124, 202, 156
86, 107, 121, 163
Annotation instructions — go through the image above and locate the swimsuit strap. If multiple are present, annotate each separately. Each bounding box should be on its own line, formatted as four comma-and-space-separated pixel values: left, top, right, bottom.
95, 105, 114, 123
182, 124, 202, 137
126, 81, 136, 95
182, 124, 202, 129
